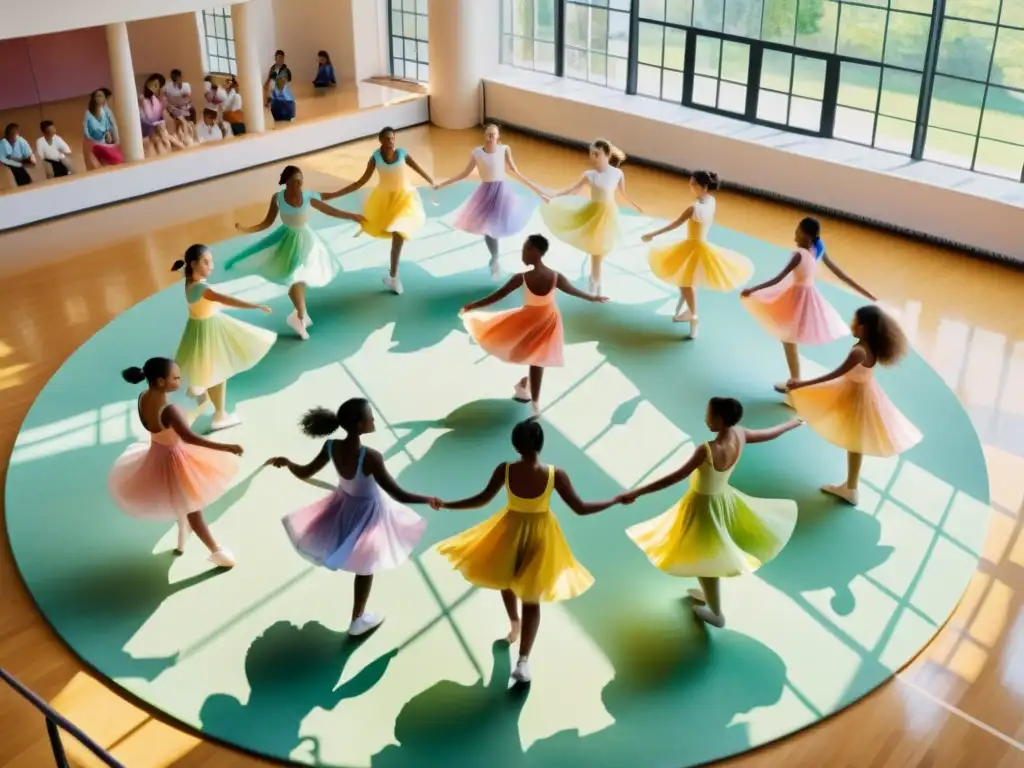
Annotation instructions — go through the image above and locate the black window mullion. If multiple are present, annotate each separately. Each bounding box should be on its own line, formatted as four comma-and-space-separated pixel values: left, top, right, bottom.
682, 29, 697, 106
746, 44, 762, 120
554, 0, 565, 77
822, 56, 840, 138
626, 1, 640, 94
912, 0, 947, 159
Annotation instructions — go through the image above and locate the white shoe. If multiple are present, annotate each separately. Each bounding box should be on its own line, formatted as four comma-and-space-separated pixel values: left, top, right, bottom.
489, 258, 501, 279
822, 484, 859, 505
349, 612, 385, 637
672, 308, 694, 323
209, 547, 236, 568
383, 275, 403, 295
210, 413, 242, 431
530, 401, 541, 418
513, 381, 531, 402
511, 658, 532, 683
287, 310, 309, 340
303, 314, 313, 328
588, 278, 601, 296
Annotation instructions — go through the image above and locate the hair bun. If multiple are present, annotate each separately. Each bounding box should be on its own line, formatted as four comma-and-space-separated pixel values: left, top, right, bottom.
171, 259, 185, 271
121, 366, 147, 384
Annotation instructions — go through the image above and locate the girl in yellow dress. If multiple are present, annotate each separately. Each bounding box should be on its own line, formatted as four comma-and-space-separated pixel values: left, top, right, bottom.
641, 170, 753, 339
622, 397, 802, 628
540, 138, 643, 295
432, 419, 626, 684
323, 126, 434, 296
787, 305, 922, 506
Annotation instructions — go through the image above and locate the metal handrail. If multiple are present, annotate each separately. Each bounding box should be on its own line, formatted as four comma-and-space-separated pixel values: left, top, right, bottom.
0, 667, 125, 768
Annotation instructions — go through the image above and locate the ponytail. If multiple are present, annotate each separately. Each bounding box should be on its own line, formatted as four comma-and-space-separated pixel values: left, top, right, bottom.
299, 397, 370, 438
592, 139, 626, 168
692, 170, 720, 191
172, 244, 208, 280
122, 357, 173, 386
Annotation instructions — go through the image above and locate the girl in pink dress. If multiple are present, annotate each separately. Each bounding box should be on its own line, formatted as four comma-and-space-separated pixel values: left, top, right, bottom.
108, 357, 242, 567
461, 234, 608, 417
139, 73, 184, 157
741, 217, 875, 392
267, 398, 439, 637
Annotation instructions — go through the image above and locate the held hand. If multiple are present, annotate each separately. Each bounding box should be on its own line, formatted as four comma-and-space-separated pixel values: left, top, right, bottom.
428, 498, 444, 510
258, 305, 272, 313
355, 214, 368, 224
785, 380, 802, 392
225, 444, 244, 456
641, 233, 654, 243
591, 295, 610, 303
616, 492, 637, 505
265, 456, 290, 468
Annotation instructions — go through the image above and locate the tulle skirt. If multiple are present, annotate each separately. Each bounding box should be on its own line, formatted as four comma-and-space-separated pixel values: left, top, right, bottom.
648, 238, 753, 290
282, 489, 426, 574
175, 313, 276, 391
462, 304, 564, 368
438, 508, 593, 603
361, 186, 425, 240
108, 440, 238, 521
626, 484, 797, 578
452, 181, 536, 239
539, 199, 620, 256
789, 375, 923, 457
224, 225, 343, 288
742, 278, 849, 345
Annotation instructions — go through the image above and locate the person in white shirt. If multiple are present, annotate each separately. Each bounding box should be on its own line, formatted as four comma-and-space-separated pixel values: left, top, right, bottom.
223, 77, 245, 135
36, 120, 74, 178
197, 109, 225, 143
1, 123, 36, 187
204, 77, 232, 136
164, 69, 195, 141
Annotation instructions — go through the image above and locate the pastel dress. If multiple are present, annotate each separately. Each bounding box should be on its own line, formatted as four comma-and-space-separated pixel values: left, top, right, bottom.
627, 442, 797, 578
224, 190, 344, 288
648, 196, 753, 290
174, 281, 277, 392
282, 443, 426, 573
108, 397, 238, 520
741, 246, 848, 345
438, 464, 594, 603
452, 146, 537, 238
789, 360, 923, 457
139, 95, 166, 139
462, 272, 564, 368
540, 166, 623, 256
360, 149, 425, 239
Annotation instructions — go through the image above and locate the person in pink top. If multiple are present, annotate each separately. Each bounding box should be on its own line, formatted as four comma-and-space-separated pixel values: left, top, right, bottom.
741, 217, 875, 392
139, 73, 183, 156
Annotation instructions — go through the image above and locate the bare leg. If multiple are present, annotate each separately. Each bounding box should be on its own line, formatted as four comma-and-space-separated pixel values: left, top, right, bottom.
186, 511, 235, 567
352, 575, 373, 622
691, 576, 725, 627
501, 589, 521, 642
589, 254, 602, 291
383, 233, 405, 294
528, 365, 544, 417
511, 602, 541, 682
673, 286, 699, 338
207, 382, 241, 430
286, 282, 310, 339
485, 236, 500, 277
775, 342, 801, 392
822, 451, 863, 505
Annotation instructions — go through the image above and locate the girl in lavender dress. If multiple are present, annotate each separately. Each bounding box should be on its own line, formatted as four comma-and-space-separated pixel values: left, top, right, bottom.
267, 398, 439, 636
434, 124, 548, 279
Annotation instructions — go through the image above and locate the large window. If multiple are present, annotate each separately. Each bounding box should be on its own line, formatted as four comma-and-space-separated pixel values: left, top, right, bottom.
201, 8, 236, 76
498, 0, 1024, 182
390, 0, 429, 82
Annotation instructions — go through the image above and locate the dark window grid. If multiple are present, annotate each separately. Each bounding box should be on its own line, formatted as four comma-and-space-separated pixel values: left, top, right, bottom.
202, 10, 236, 75
863, 3, 894, 147
835, 103, 917, 146
389, 8, 428, 80
966, 17, 1003, 169
563, 45, 629, 85
501, 2, 556, 42
502, 35, 557, 71
942, 14, 1023, 32
392, 36, 429, 64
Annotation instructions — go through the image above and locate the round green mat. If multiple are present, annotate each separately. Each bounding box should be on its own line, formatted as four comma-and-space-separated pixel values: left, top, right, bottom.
5, 182, 991, 767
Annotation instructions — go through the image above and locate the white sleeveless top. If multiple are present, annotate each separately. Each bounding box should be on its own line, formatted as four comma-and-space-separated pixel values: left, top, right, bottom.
584, 166, 623, 203
473, 145, 507, 182
687, 195, 717, 242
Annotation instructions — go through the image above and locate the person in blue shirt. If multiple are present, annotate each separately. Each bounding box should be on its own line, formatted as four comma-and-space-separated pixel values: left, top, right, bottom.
269, 74, 296, 122
313, 50, 336, 88
1, 123, 37, 187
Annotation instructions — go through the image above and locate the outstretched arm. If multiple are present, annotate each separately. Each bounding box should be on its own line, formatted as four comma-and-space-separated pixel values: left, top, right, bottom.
405, 154, 435, 186
642, 206, 692, 241
434, 154, 476, 191
553, 468, 619, 515
236, 195, 280, 234
743, 419, 803, 444
322, 157, 375, 200
364, 449, 436, 504
506, 148, 547, 199
310, 198, 367, 224
439, 464, 506, 510
622, 445, 706, 502
822, 254, 876, 301
616, 175, 643, 213
556, 271, 607, 303
164, 406, 242, 453
462, 273, 524, 312
789, 346, 866, 390
203, 286, 271, 312
265, 442, 331, 480
741, 252, 800, 296
549, 173, 588, 199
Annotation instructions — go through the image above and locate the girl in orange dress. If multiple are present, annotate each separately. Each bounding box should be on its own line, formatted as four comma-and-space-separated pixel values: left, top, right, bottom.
432, 418, 627, 683
742, 217, 875, 392
460, 233, 608, 417
108, 357, 243, 567
786, 305, 922, 506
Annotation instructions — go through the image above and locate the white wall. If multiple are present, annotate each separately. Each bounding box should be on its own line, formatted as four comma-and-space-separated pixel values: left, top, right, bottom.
128, 14, 205, 91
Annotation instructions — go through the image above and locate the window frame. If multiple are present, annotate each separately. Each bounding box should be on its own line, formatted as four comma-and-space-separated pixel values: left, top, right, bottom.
200, 7, 237, 77
388, 0, 430, 83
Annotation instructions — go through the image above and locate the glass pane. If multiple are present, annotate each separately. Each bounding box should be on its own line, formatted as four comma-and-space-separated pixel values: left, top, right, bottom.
566, 47, 588, 79
589, 52, 608, 83
756, 89, 789, 122
944, 0, 1000, 23
502, 0, 512, 33
514, 36, 535, 67
609, 56, 629, 89
1002, 1, 1024, 27
884, 11, 931, 70
874, 116, 915, 154
418, 63, 430, 81
666, 0, 693, 25
838, 62, 880, 110
923, 126, 977, 167
565, 4, 589, 49
638, 64, 662, 97
663, 69, 685, 101
227, 40, 235, 61
789, 96, 822, 130
501, 33, 514, 63
891, 0, 932, 11
979, 86, 1024, 144
937, 20, 996, 81
693, 74, 719, 105
792, 55, 826, 99
720, 41, 749, 84
664, 27, 687, 70
418, 40, 429, 62
991, 28, 1024, 91
509, 0, 526, 35
537, 0, 556, 40
608, 10, 630, 57
837, 4, 887, 61
796, 0, 838, 54
214, 15, 226, 38
417, 0, 427, 12
693, 0, 725, 31
879, 68, 921, 121
536, 41, 556, 71
973, 139, 1024, 180
638, 23, 664, 66
724, 0, 762, 38
403, 13, 416, 37
695, 36, 721, 77
225, 16, 233, 39
929, 75, 985, 133
719, 81, 747, 112
833, 105, 876, 144
761, 50, 792, 92
639, 0, 666, 20
761, 0, 797, 45
589, 8, 609, 53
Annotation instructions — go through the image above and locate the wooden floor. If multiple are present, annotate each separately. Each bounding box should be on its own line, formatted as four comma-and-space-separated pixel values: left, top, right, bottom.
1, 126, 1023, 767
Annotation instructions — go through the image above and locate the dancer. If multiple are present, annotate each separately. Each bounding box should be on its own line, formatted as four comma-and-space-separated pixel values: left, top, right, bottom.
172, 244, 276, 430
623, 397, 802, 627
434, 123, 547, 279
461, 234, 607, 417
433, 418, 624, 683
786, 305, 921, 505
109, 358, 241, 567
642, 170, 752, 339
228, 165, 366, 339
323, 127, 432, 296
540, 138, 642, 295
742, 216, 875, 392
267, 398, 438, 636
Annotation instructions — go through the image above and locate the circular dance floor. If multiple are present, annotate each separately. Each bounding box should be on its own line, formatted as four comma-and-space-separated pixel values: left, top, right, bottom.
6, 183, 991, 767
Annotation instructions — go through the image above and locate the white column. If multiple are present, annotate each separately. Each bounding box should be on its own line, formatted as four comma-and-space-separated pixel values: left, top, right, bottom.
231, 1, 267, 134
428, 0, 499, 129
105, 22, 143, 162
